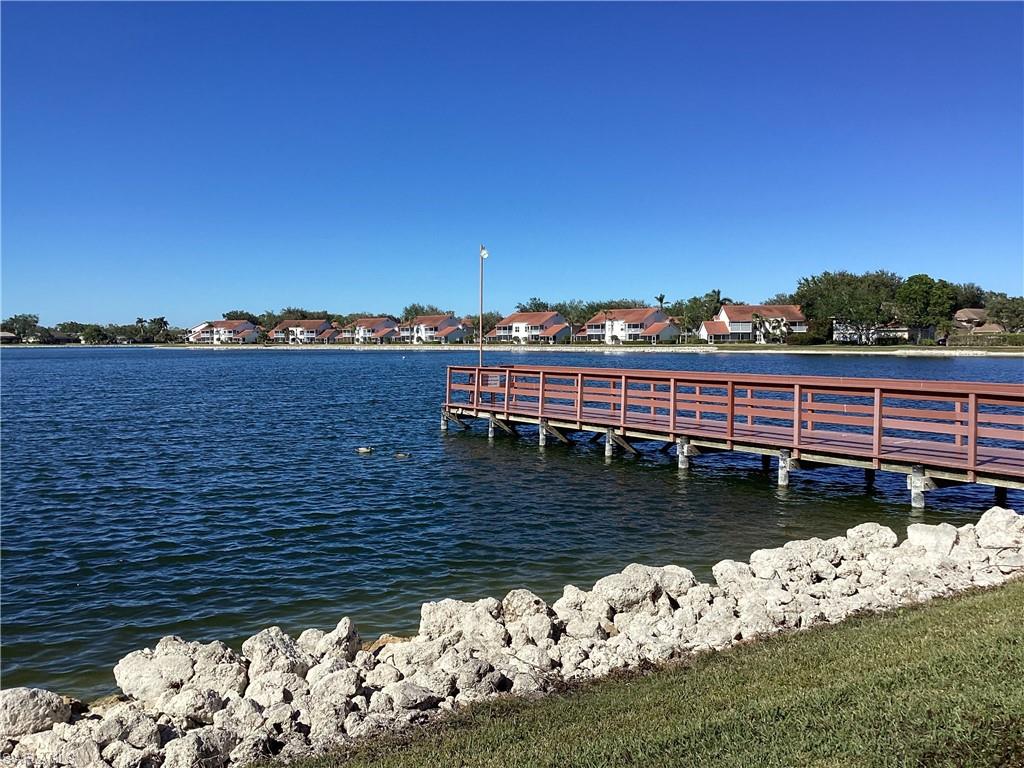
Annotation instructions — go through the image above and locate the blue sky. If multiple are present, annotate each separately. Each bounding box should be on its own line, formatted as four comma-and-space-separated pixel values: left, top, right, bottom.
2, 2, 1022, 327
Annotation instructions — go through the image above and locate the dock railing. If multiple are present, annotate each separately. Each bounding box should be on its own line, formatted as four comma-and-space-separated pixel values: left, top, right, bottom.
444, 365, 1024, 482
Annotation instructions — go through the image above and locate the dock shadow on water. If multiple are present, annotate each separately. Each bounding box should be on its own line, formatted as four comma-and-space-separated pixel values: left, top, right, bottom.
1, 347, 1020, 699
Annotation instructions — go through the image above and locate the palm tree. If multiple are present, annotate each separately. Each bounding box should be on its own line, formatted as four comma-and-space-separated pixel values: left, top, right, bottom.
655, 293, 667, 311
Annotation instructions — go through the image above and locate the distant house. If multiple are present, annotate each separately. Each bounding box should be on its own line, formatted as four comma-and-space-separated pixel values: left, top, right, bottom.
486, 311, 570, 344
954, 308, 1004, 335
268, 319, 332, 344
315, 324, 347, 344
0, 331, 19, 344
639, 320, 680, 344
699, 305, 808, 344
400, 314, 465, 344
579, 308, 673, 344
188, 320, 260, 344
349, 317, 400, 344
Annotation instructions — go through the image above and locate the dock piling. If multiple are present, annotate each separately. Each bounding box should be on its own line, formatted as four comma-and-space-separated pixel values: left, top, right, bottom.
487, 416, 495, 439
440, 413, 448, 432
865, 468, 876, 487
605, 429, 614, 457
996, 486, 1008, 506
777, 449, 791, 486
539, 421, 547, 447
908, 465, 936, 509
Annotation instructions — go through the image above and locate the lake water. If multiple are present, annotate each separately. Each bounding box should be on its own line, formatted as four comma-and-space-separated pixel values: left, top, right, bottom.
2, 347, 1022, 699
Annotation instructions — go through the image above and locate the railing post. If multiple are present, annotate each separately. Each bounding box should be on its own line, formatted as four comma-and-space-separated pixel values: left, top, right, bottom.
726, 381, 734, 441
503, 369, 511, 416
538, 372, 545, 418
669, 377, 677, 434
576, 373, 583, 422
473, 367, 481, 409
793, 383, 802, 448
872, 387, 883, 463
807, 391, 815, 432
958, 399, 967, 447
620, 375, 628, 427
967, 392, 978, 478
445, 367, 452, 406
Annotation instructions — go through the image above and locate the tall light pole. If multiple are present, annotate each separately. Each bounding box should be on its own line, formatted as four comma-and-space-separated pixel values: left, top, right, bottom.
478, 244, 489, 367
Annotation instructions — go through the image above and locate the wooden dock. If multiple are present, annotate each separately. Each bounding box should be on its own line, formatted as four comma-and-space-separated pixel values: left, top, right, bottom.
441, 364, 1024, 508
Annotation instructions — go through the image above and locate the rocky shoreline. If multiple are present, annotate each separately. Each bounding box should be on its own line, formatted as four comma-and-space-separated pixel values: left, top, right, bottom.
2, 507, 1023, 768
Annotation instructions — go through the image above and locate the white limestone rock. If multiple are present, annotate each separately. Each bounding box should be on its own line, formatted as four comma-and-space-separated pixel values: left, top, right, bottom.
309, 668, 362, 703
592, 564, 662, 613
905, 523, 959, 557
162, 727, 238, 768
381, 682, 441, 711
244, 671, 309, 709
975, 507, 1024, 549
845, 522, 899, 554
113, 636, 247, 715
241, 626, 314, 680
314, 618, 361, 663
296, 628, 325, 658
0, 688, 72, 740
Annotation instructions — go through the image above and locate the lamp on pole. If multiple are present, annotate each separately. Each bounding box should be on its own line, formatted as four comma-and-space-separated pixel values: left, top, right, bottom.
478, 244, 489, 367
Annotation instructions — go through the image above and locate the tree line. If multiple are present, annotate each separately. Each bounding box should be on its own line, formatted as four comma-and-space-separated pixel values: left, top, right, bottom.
4, 270, 1021, 344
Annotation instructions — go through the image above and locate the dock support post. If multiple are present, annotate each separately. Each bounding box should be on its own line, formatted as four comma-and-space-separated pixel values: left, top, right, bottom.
865, 468, 876, 487
677, 438, 690, 469
777, 449, 791, 487
487, 416, 495, 439
761, 454, 771, 473
995, 486, 1008, 506
605, 428, 614, 457
539, 421, 547, 447
908, 465, 935, 509
441, 412, 448, 432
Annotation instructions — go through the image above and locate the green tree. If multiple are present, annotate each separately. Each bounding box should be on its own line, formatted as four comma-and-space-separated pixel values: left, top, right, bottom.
514, 298, 552, 313
895, 274, 937, 342
654, 293, 667, 311
401, 303, 444, 321
987, 295, 1024, 333
223, 310, 261, 325
952, 282, 985, 310
80, 325, 111, 344
1, 313, 40, 339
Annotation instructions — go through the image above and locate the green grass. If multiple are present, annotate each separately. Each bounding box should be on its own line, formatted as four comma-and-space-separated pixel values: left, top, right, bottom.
295, 580, 1024, 768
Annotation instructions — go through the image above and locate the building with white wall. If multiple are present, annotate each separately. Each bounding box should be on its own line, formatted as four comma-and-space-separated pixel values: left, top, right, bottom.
698, 305, 808, 344
188, 320, 260, 344
486, 311, 570, 344
348, 317, 400, 344
578, 308, 673, 344
400, 314, 464, 344
268, 319, 332, 344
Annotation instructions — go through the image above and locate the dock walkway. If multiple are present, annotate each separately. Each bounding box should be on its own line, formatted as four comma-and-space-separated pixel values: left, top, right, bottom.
441, 364, 1024, 508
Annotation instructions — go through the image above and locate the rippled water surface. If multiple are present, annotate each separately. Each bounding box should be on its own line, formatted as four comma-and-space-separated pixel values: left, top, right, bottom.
2, 347, 1022, 697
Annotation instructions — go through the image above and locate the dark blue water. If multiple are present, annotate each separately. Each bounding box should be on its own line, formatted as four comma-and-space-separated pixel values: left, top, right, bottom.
2, 347, 1022, 698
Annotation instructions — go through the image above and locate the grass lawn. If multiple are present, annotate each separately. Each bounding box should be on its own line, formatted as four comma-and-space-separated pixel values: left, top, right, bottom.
296, 580, 1024, 768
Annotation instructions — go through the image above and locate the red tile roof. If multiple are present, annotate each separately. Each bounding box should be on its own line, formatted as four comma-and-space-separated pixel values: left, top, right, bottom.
720, 305, 805, 323
271, 319, 330, 331
436, 325, 462, 337
354, 317, 394, 329
495, 311, 561, 326
640, 321, 676, 337
539, 323, 570, 337
373, 327, 398, 338
701, 320, 731, 336
209, 319, 252, 330
582, 308, 661, 325
410, 314, 453, 326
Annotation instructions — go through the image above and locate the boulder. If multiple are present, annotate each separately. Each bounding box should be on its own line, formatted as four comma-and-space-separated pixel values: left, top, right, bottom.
845, 522, 898, 553
162, 727, 239, 768
113, 637, 247, 712
381, 682, 441, 711
241, 627, 314, 679
905, 523, 958, 557
244, 671, 309, 709
314, 618, 361, 663
975, 507, 1024, 549
93, 702, 162, 749
592, 564, 662, 613
0, 687, 72, 740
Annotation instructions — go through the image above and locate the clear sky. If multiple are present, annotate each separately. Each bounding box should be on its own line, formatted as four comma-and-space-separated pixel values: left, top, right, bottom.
2, 2, 1022, 327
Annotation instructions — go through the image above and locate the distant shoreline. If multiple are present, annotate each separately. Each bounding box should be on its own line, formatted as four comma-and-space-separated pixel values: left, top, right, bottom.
5, 343, 1022, 357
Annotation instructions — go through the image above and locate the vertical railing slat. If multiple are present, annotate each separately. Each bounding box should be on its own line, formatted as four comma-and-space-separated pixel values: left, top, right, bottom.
669, 377, 677, 434
967, 392, 978, 477
620, 375, 627, 428
872, 387, 883, 462
538, 372, 545, 418
793, 383, 802, 448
